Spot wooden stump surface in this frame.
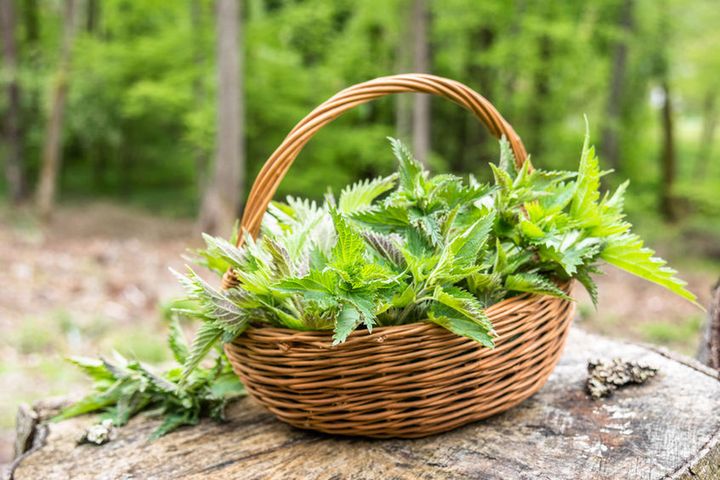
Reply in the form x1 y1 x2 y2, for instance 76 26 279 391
7 328 720 480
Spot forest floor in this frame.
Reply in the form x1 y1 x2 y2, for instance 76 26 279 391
0 202 716 467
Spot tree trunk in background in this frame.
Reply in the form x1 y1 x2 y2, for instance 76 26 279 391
694 90 717 179
86 0 98 33
191 0 209 195
36 0 77 219
659 81 676 222
395 0 429 166
395 1 412 144
199 0 244 235
23 0 39 43
600 0 634 172
0 0 26 204
528 35 551 156
460 26 495 171
22 0 41 167
411 0 430 165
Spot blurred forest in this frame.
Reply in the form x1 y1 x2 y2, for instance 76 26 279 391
1 0 719 227
1 0 719 468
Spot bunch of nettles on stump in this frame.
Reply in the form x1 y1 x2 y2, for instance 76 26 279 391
60 132 697 437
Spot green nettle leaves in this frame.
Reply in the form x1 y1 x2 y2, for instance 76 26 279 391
62 129 699 439
58 317 246 439
169 133 697 376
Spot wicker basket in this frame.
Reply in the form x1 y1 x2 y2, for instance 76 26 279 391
222 74 575 438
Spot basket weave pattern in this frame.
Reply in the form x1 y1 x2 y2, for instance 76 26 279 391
223 74 575 437
225 287 574 438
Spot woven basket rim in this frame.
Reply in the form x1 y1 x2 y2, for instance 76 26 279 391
230 283 571 341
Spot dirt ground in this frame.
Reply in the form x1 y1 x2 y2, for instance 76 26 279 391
0 202 716 467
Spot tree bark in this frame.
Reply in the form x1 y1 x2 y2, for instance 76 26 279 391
35 0 77 220
694 90 717 179
191 0 209 196
600 0 634 172
658 80 676 222
0 0 27 204
22 0 39 44
394 0 430 166
198 0 244 235
85 0 98 33
698 280 720 370
411 0 430 165
394 1 412 143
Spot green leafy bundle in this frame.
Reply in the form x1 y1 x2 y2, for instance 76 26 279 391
61 130 698 438
175 133 697 377
56 318 245 439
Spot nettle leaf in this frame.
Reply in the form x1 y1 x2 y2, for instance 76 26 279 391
173 269 236 317
150 412 197 441
600 234 699 306
349 204 410 230
168 317 190 365
362 231 406 267
493 239 509 274
489 162 513 191
201 233 246 269
519 218 545 240
338 174 397 214
428 302 494 348
433 286 493 331
504 273 570 299
333 304 361 345
388 137 425 193
498 136 515 173
182 322 223 380
576 265 600 308
449 211 496 268
54 380 125 421
570 125 601 221
264 237 292 277
408 208 443 248
277 269 337 295
67 356 117 382
330 208 367 267
137 364 178 394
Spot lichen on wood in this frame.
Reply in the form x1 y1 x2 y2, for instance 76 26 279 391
586 358 658 399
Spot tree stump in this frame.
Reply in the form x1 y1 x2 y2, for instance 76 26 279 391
7 328 720 480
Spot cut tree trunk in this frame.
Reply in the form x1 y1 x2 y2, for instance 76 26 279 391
8 328 720 480
0 0 26 204
35 0 77 220
198 0 244 236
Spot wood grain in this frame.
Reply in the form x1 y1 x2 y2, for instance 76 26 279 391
9 328 720 480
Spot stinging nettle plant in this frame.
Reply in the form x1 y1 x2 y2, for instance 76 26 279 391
174 131 697 377
61 128 698 437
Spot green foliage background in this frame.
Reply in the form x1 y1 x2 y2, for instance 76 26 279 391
2 0 718 224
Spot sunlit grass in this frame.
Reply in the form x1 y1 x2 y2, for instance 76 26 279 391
638 315 705 355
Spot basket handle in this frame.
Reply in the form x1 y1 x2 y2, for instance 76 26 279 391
238 73 527 242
